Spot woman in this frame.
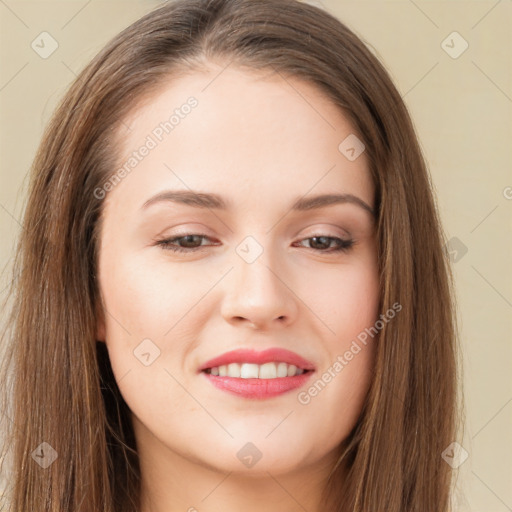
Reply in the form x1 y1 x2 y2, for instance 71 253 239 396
0 0 462 510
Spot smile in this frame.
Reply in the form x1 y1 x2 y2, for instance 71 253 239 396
204 362 306 378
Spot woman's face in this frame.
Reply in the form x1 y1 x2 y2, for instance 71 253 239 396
96 63 379 479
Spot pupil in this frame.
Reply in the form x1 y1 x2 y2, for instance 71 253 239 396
311 236 329 249
182 235 199 247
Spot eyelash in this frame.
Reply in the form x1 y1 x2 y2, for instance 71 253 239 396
155 233 355 254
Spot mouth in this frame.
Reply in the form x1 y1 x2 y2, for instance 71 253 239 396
199 348 316 399
198 347 316 373
202 362 312 379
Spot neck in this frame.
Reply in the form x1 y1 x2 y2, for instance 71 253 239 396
137 437 344 512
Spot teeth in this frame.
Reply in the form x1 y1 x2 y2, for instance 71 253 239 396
227 363 241 378
277 362 288 377
207 362 306 379
240 363 259 379
259 362 277 379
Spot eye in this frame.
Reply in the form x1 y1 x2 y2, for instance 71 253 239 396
292 235 354 253
155 234 216 253
155 233 355 254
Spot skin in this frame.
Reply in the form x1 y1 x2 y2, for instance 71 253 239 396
96 61 380 512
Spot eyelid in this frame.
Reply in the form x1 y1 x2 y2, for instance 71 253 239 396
155 221 354 242
154 224 215 239
299 223 353 239
157 227 351 242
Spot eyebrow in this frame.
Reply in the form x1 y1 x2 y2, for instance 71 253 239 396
141 190 375 217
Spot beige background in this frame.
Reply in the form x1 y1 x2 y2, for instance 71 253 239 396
1 1 511 510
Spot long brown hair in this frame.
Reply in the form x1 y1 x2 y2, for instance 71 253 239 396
0 0 462 510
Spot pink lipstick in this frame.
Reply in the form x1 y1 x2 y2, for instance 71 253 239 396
199 348 315 399
199 348 315 372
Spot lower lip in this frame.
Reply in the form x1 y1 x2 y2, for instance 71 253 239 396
201 371 314 399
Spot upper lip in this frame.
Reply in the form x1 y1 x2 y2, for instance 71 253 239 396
198 348 316 372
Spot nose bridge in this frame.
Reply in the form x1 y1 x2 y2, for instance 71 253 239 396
220 234 297 328
234 233 285 302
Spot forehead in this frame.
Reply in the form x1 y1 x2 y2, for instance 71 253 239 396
105 64 374 214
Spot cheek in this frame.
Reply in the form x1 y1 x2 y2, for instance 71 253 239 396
98 250 204 427
329 261 380 386
296 258 379 435
98 248 222 397
299 345 374 454
99 249 206 340
308 255 380 340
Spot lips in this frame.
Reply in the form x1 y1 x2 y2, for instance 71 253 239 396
198 348 316 372
202 370 313 399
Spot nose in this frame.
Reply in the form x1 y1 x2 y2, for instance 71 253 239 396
220 249 299 331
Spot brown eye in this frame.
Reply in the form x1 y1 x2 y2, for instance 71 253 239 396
294 235 354 253
156 234 213 253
